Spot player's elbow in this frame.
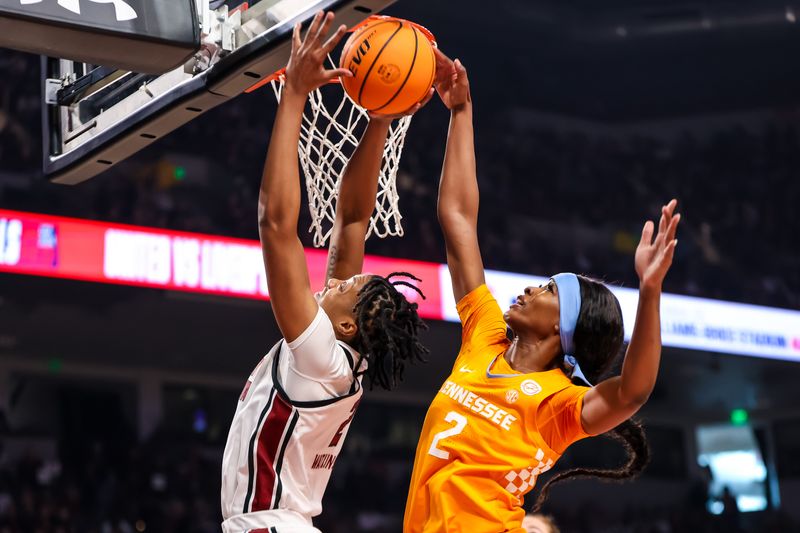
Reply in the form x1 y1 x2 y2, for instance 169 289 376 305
258 199 295 237
258 219 294 247
618 387 652 409
616 370 657 408
629 394 650 410
437 205 476 230
437 210 477 245
336 204 372 226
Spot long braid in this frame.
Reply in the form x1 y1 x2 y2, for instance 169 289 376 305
532 418 649 511
352 272 429 390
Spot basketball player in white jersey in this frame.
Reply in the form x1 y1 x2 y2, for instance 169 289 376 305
221 12 430 533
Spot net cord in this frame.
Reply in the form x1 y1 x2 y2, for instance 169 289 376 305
269 60 412 247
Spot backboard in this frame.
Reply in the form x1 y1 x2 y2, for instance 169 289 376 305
35 0 395 185
0 0 200 73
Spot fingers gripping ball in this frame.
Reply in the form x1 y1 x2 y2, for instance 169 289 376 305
340 18 435 116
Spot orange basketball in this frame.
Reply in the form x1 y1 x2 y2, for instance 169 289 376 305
339 17 435 116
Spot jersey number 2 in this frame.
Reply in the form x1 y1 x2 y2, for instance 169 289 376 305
427 411 467 460
329 400 360 448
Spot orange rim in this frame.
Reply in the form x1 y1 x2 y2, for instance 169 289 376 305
230 2 248 15
351 15 437 46
244 69 285 94
245 14 437 94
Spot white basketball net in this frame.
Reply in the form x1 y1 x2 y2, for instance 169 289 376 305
270 64 412 248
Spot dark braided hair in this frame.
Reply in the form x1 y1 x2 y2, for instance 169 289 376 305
351 272 429 390
533 276 650 511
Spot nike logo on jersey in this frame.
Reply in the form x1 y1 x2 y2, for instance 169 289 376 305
458 365 474 373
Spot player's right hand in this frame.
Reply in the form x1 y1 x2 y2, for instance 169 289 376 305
635 199 681 293
284 11 352 97
433 48 470 111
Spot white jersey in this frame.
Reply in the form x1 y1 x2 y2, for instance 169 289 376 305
221 308 364 532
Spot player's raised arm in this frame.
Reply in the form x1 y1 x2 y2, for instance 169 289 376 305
258 12 351 342
580 200 681 435
434 50 486 302
326 94 434 282
325 117 391 282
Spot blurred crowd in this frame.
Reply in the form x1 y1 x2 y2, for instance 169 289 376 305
0 436 221 533
2 399 799 533
1 50 799 310
1 437 799 533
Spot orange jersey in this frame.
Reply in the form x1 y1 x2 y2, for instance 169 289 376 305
404 285 591 533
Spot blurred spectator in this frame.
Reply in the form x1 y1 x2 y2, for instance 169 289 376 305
523 513 561 533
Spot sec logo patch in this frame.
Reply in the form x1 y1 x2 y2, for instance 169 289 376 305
520 379 542 396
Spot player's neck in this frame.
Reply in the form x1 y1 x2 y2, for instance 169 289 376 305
504 336 561 374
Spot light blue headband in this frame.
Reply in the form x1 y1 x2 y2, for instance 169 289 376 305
551 273 592 386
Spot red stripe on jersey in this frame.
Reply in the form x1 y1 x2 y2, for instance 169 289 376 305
239 379 253 401
252 394 293 510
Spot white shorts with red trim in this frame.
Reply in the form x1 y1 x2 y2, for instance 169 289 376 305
221 509 321 533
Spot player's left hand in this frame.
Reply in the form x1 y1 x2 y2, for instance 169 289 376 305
635 199 681 292
432 48 471 111
284 11 352 97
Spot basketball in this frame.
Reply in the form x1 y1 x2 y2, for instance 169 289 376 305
339 17 435 116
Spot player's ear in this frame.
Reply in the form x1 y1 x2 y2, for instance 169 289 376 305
335 318 358 341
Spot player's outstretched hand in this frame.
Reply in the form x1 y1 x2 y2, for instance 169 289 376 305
635 199 681 292
433 48 470 111
284 11 352 97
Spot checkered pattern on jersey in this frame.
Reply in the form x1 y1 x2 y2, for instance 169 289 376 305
503 448 554 495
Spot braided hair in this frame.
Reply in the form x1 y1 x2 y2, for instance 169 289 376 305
351 272 429 390
533 276 650 511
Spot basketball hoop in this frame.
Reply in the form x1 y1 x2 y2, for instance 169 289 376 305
246 16 436 248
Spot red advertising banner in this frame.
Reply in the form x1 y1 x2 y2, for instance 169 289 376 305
0 209 443 320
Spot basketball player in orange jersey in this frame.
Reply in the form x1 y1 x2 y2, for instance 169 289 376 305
221 12 430 533
403 51 681 532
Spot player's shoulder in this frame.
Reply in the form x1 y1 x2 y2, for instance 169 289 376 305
336 340 367 373
458 285 508 345
530 370 591 411
457 283 498 309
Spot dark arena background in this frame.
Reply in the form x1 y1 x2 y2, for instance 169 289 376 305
2 0 800 532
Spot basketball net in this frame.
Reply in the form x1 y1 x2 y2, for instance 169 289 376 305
248 16 435 248
269 71 411 247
